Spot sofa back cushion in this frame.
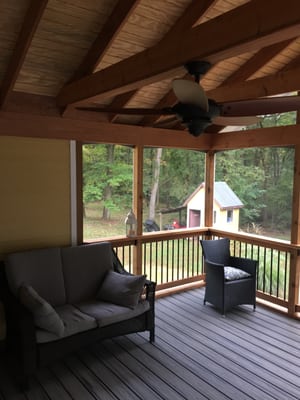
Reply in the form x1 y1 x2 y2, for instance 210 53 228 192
5 247 66 306
61 242 113 303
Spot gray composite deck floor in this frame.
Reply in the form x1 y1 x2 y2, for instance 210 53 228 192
0 287 300 400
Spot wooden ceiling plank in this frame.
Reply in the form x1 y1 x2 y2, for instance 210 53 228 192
57 0 300 106
207 65 300 102
71 0 140 80
110 0 217 123
0 0 48 109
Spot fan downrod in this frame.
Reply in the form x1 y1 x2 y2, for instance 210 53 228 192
184 61 211 83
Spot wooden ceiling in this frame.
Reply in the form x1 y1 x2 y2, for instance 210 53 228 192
1 0 300 150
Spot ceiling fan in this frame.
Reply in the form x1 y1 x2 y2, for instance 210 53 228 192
76 61 300 137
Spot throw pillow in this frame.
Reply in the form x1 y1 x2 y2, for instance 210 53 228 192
19 285 64 337
96 270 146 309
224 266 251 281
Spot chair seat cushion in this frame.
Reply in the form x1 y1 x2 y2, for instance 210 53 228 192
224 266 251 281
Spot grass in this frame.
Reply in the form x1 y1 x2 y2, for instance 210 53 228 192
83 201 181 240
84 202 126 239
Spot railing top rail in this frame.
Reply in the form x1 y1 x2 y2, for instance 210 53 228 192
85 227 300 253
210 228 299 252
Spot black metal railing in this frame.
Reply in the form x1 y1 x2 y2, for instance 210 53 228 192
96 227 299 315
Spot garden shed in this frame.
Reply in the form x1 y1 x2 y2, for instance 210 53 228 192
184 182 243 230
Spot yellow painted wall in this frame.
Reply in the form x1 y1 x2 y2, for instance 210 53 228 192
0 136 71 340
0 136 71 256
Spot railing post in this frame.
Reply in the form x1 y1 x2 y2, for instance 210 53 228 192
289 144 300 315
204 151 215 231
132 145 143 275
288 249 300 315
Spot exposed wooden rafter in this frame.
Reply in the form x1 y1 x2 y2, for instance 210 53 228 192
207 64 300 102
109 0 217 123
63 0 139 117
71 0 140 81
0 0 48 109
57 0 300 106
141 39 295 129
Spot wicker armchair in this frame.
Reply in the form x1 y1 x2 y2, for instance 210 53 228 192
200 238 257 315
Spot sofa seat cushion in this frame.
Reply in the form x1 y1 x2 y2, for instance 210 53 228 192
35 304 98 344
76 300 150 328
96 271 147 309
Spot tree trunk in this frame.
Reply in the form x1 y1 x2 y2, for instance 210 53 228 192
102 144 114 220
149 148 162 220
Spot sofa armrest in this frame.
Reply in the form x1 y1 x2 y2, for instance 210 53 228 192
0 263 37 374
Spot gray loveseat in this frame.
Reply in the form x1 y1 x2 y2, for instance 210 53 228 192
1 242 155 386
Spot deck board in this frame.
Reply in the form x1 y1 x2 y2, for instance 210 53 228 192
1 287 300 400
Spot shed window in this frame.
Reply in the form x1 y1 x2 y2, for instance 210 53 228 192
227 209 233 223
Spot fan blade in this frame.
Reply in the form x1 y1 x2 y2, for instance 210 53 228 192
172 79 209 111
76 106 174 115
221 95 300 117
214 116 261 126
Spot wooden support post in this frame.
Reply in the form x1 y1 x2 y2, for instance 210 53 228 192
289 144 300 315
204 151 215 229
132 145 143 275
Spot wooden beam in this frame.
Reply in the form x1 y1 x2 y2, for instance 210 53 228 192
144 39 294 129
0 0 48 108
110 0 217 123
204 151 215 227
207 65 300 102
223 39 295 85
210 124 300 150
57 0 300 106
71 0 139 80
0 111 212 150
156 0 218 44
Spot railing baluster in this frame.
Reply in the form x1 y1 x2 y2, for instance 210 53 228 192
109 228 295 314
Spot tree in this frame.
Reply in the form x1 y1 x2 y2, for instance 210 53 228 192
148 148 162 220
83 144 133 220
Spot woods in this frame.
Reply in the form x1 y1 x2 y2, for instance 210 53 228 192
83 114 295 238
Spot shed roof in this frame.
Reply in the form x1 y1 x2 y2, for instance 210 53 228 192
214 182 243 210
183 181 243 210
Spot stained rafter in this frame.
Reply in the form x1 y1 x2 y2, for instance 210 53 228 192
57 0 300 106
0 0 48 109
63 0 139 117
71 0 140 81
109 0 217 123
